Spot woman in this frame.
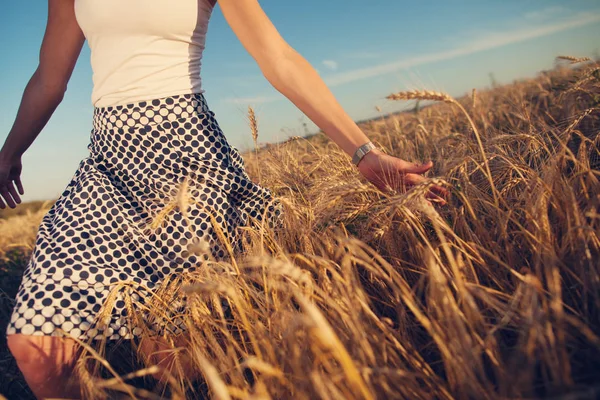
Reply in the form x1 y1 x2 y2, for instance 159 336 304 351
0 0 446 398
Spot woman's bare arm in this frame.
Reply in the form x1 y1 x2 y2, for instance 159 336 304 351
0 0 85 208
217 0 447 202
217 0 370 158
1 0 85 159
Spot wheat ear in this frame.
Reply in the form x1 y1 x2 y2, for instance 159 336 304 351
556 55 592 64
248 106 261 181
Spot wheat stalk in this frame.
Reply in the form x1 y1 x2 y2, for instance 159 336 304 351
193 352 232 400
248 106 261 182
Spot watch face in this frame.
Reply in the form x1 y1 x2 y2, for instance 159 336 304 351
353 142 375 165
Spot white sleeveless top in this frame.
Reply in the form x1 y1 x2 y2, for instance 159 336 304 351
74 0 214 108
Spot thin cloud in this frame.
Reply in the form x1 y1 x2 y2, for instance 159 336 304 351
221 10 599 106
524 6 566 21
325 11 600 87
323 60 339 71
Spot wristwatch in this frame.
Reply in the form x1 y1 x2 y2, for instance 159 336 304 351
352 141 376 166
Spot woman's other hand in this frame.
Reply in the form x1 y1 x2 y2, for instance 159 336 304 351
357 149 448 205
0 154 24 209
0 0 84 210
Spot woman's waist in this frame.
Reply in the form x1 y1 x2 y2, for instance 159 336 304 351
92 92 211 133
88 91 234 174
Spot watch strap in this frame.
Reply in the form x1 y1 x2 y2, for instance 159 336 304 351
352 141 376 166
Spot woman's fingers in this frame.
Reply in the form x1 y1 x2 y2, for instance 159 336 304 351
0 185 17 209
399 161 451 201
401 160 433 175
367 157 449 206
14 176 24 195
0 189 8 209
398 173 448 205
7 181 22 205
425 190 446 205
429 184 449 200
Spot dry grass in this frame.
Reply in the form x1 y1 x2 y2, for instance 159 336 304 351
1 59 600 399
0 202 52 264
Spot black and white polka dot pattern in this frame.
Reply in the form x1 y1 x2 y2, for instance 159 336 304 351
5 93 283 341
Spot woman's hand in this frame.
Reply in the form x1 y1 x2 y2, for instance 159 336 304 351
0 154 24 209
357 149 448 205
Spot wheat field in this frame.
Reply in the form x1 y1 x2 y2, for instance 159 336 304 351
1 58 599 399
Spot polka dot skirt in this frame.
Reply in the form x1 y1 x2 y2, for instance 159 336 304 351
5 93 283 341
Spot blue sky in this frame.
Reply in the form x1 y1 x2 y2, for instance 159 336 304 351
1 0 599 201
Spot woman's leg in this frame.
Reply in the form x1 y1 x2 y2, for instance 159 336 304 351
7 334 82 399
138 333 199 383
8 333 199 398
